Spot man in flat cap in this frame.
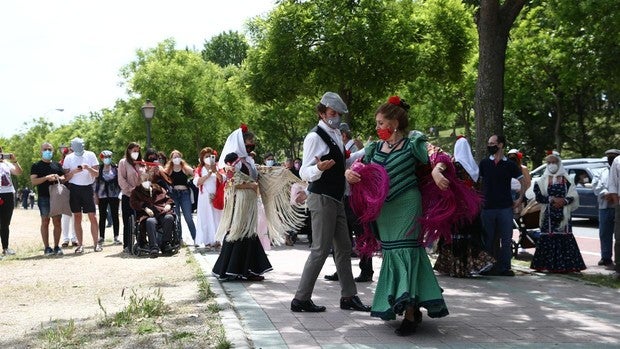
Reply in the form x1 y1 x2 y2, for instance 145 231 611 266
291 92 370 313
597 149 620 278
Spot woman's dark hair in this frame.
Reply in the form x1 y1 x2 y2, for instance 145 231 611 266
375 102 409 132
124 142 141 165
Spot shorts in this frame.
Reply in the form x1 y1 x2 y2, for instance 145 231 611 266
68 183 96 213
37 196 53 217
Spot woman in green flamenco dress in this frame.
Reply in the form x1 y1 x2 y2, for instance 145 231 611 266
346 96 449 336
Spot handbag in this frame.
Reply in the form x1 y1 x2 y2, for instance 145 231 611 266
49 180 72 216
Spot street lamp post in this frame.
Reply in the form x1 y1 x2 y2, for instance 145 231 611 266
141 100 156 149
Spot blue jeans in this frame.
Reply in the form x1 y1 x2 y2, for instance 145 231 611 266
170 189 196 241
481 207 514 272
599 208 615 261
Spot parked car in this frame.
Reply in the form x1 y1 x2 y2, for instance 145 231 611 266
528 158 608 220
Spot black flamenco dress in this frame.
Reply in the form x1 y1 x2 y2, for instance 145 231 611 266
212 162 272 280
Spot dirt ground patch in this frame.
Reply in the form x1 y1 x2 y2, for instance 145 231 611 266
0 208 225 348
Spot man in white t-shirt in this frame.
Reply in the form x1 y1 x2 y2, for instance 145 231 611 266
63 137 100 254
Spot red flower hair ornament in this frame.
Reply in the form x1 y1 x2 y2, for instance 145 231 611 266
388 96 401 106
240 123 248 133
387 95 410 111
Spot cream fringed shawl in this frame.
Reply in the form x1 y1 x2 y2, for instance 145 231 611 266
257 166 307 246
216 170 259 242
216 167 307 244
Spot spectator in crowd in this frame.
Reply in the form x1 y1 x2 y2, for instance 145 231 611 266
20 187 30 209
164 150 197 244
28 190 35 209
478 135 524 276
606 149 620 279
130 169 175 258
63 137 100 253
30 142 66 255
95 150 121 245
592 149 620 267
263 152 276 167
118 142 146 252
59 147 77 247
0 146 23 256
530 153 585 273
290 92 370 314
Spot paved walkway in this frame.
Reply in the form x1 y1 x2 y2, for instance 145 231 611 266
194 239 620 349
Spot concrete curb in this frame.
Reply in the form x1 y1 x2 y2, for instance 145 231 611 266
195 250 253 348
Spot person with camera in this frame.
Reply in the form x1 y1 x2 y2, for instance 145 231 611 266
0 147 22 257
193 147 222 249
30 142 66 256
62 137 100 254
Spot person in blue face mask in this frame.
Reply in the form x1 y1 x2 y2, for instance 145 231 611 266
95 150 121 246
30 142 66 256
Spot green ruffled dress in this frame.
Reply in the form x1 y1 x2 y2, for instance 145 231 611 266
364 134 449 320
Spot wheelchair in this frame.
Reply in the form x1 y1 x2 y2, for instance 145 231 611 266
130 213 181 257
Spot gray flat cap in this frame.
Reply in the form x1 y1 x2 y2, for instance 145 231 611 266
605 149 620 155
339 122 351 132
320 92 348 114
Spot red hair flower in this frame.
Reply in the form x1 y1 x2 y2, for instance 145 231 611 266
388 96 401 106
240 123 248 133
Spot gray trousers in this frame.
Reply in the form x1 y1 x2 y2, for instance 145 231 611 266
614 206 620 271
294 193 357 300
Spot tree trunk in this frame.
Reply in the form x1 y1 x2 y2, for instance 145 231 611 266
474 0 527 161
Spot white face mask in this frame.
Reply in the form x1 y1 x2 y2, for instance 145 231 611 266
141 181 151 189
547 163 559 174
172 158 181 165
204 157 212 165
265 159 274 167
130 152 139 160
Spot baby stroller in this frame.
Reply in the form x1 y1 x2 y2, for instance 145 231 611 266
511 200 541 257
130 213 181 257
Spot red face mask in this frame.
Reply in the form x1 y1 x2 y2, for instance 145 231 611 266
377 127 395 141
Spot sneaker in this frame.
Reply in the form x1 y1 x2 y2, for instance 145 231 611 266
75 245 84 254
113 238 122 245
598 259 613 266
44 247 54 256
150 249 159 258
2 248 16 256
98 237 104 244
61 241 69 248
71 241 79 247
94 244 103 252
53 246 63 256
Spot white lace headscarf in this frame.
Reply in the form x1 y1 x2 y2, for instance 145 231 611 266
218 126 257 180
453 137 479 182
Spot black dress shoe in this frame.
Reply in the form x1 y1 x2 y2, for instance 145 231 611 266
394 318 416 336
291 299 326 312
324 272 339 281
340 295 371 312
354 273 373 282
